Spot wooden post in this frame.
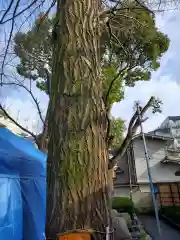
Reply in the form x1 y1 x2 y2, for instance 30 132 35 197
169 184 174 206
177 183 180 205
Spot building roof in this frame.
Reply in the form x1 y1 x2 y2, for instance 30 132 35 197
133 133 173 141
161 157 180 165
152 116 180 138
168 116 180 121
109 133 173 157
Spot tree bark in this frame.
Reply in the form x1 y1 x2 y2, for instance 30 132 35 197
46 0 110 239
36 103 50 152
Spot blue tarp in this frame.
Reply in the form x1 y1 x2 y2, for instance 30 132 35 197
0 128 47 240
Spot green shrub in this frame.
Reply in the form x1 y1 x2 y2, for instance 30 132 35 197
140 232 147 240
112 197 134 215
159 206 180 225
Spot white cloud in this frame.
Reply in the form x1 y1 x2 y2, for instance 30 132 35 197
1 84 48 134
111 76 180 132
4 98 42 134
2 10 180 135
111 11 180 132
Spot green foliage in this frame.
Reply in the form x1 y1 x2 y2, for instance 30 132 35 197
101 3 169 88
14 6 169 106
151 97 163 114
159 206 180 225
14 13 53 94
110 117 125 148
112 197 135 215
140 231 147 240
102 65 124 107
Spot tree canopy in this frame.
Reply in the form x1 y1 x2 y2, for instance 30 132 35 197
13 4 169 150
14 7 169 101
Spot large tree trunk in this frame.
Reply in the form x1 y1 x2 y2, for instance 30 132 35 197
46 0 110 239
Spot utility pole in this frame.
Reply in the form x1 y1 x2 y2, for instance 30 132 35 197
136 103 161 236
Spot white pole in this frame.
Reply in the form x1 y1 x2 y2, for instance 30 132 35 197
136 103 161 236
106 226 110 240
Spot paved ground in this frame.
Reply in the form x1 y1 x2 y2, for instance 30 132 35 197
139 215 180 240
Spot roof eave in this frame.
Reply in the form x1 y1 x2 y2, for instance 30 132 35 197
132 133 173 141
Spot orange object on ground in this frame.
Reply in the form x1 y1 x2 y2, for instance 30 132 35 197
59 232 91 240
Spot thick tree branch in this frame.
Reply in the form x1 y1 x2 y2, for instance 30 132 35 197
108 96 154 169
132 97 154 132
36 102 49 152
106 20 129 57
105 68 124 104
128 96 154 135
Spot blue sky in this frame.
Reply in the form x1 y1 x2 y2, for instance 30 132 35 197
112 10 180 132
1 6 180 134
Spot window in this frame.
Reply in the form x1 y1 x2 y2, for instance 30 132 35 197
175 171 180 176
116 167 124 174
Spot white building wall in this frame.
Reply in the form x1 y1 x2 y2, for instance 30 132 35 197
159 117 169 129
133 138 180 183
154 131 171 138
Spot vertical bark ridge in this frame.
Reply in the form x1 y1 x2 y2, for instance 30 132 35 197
46 0 110 239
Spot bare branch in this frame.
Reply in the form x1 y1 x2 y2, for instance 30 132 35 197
36 103 49 152
0 102 38 142
0 0 21 85
1 76 45 124
0 0 42 24
128 96 154 135
134 0 154 15
36 0 56 32
106 20 129 57
100 1 154 20
0 0 14 23
108 96 155 169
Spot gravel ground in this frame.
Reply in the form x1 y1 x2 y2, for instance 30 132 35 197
139 215 180 240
